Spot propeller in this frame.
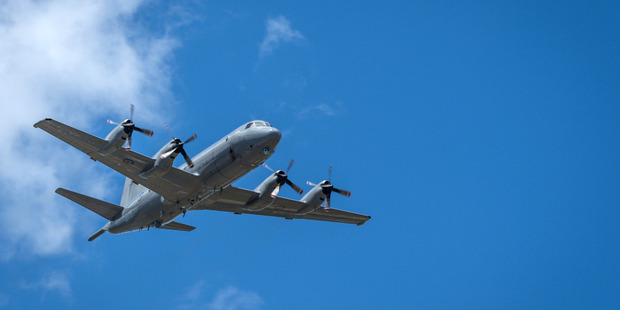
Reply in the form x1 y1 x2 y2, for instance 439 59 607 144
263 159 303 197
307 166 351 211
107 104 154 149
160 126 198 168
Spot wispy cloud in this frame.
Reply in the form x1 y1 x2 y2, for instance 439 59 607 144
184 280 206 301
0 294 9 308
208 286 263 310
258 16 304 57
292 101 347 120
0 0 177 259
21 270 72 299
178 282 263 310
299 103 337 117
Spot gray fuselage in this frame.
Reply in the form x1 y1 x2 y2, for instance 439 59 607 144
104 121 281 234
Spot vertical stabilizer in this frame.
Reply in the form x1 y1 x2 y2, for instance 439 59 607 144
120 177 147 207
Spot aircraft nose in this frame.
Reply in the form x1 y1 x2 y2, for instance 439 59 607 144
269 127 281 141
265 127 281 147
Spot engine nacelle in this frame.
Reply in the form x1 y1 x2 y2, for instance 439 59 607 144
244 173 280 211
99 125 128 155
295 184 326 214
139 140 179 179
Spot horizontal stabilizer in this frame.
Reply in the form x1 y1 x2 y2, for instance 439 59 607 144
158 221 195 232
88 229 105 242
56 188 123 220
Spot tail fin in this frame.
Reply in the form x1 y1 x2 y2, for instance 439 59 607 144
56 188 123 220
120 177 147 207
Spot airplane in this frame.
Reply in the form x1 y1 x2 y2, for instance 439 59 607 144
34 115 370 241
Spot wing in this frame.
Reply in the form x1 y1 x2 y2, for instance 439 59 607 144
34 118 201 201
193 186 371 225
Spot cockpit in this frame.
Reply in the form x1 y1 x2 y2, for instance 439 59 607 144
245 121 272 129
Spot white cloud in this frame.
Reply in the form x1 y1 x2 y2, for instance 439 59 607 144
300 103 336 117
208 286 264 310
184 280 206 301
0 0 177 258
177 282 263 310
259 16 304 57
291 101 346 120
21 270 72 299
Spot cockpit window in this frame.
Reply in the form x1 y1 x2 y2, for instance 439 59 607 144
244 121 272 129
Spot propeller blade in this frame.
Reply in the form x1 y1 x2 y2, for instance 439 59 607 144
130 104 135 120
286 159 295 174
333 187 351 197
263 163 275 172
126 134 132 150
134 126 154 136
286 179 303 194
270 185 281 198
164 125 175 139
325 195 331 211
107 119 120 125
180 149 194 168
184 133 197 144
329 166 332 182
307 181 317 186
160 148 176 159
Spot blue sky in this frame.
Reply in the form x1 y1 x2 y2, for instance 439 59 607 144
1 0 619 309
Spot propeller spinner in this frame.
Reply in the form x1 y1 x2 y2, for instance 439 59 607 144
107 104 153 149
307 166 351 211
160 126 197 168
263 159 303 197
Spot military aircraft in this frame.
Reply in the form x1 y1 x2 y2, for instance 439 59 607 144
34 113 370 241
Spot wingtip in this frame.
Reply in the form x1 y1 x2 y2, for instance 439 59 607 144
33 118 53 128
357 216 371 226
356 220 368 226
